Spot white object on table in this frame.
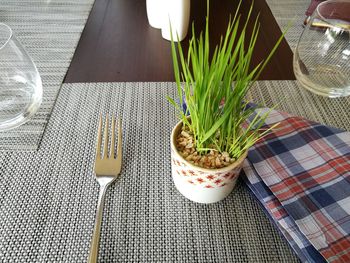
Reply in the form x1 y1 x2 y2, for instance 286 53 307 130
161 0 190 42
146 0 164 29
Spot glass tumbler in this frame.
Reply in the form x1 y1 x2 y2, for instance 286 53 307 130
0 23 42 131
293 0 350 97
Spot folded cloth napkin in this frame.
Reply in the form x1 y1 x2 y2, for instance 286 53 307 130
243 160 326 263
242 109 350 263
304 0 350 26
305 0 326 16
304 0 325 25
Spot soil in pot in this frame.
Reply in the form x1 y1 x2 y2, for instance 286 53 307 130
175 125 237 169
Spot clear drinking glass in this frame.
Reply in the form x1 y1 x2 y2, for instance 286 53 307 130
0 23 42 131
293 0 350 97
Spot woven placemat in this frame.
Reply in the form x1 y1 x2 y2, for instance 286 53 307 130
0 0 95 151
247 80 350 131
0 82 299 262
265 0 309 51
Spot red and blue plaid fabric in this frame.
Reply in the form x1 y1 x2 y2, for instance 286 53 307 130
243 162 326 262
243 109 350 263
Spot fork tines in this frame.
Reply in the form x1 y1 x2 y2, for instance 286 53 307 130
96 114 122 161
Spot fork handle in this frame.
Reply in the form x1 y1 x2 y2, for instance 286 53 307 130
88 184 108 263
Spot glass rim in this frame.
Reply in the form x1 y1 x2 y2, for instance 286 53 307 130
316 0 350 30
0 23 13 51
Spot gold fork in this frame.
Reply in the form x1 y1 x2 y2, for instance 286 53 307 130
88 115 122 263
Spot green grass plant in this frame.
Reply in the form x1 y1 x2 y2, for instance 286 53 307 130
167 0 286 160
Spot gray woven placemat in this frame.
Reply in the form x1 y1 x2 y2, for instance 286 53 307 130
247 80 350 131
0 0 95 151
0 82 299 262
265 0 309 51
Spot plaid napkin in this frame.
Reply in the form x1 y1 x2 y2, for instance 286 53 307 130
242 109 350 263
243 163 325 263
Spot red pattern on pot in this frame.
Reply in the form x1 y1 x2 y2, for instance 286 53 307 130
171 154 242 188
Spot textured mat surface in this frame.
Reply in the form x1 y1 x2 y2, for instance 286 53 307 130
265 0 309 51
247 80 350 131
0 82 299 262
0 0 95 150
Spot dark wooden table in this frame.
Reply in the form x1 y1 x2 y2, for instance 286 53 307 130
64 0 295 83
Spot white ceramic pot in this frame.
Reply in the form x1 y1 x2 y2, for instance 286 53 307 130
146 0 164 29
170 119 248 204
161 0 190 42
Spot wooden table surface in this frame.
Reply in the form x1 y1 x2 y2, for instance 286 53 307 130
64 0 295 83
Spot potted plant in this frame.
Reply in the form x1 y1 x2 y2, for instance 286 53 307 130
168 1 285 203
